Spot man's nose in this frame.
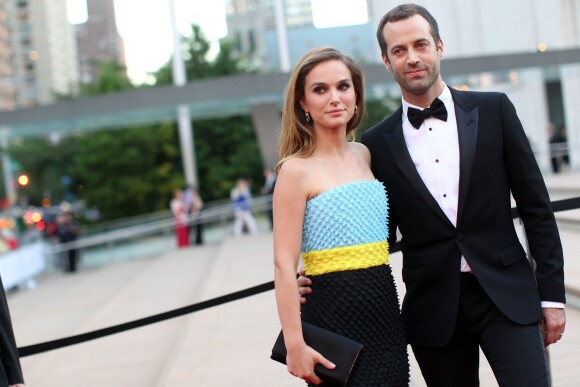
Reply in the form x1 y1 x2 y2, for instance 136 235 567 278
407 49 420 65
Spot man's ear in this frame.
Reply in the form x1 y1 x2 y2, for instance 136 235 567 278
382 54 391 72
437 39 444 60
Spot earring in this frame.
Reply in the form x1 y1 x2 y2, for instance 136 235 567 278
305 111 310 122
354 105 359 115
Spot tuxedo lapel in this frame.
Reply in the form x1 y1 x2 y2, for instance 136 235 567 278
382 108 454 226
452 90 479 223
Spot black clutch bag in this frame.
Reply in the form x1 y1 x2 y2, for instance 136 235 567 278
270 321 363 386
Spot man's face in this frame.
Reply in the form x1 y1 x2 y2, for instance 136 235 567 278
381 14 444 105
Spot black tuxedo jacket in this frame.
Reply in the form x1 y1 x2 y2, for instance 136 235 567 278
361 88 565 347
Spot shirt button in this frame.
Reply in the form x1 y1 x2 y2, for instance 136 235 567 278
443 194 447 198
435 159 439 163
429 128 432 131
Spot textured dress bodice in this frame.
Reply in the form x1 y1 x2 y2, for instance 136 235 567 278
301 180 390 276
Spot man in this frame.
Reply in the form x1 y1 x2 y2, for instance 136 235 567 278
299 4 565 386
182 185 204 245
56 213 80 273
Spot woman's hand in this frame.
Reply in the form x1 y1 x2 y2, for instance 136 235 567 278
297 267 312 305
287 343 335 385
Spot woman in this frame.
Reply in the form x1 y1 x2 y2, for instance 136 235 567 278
273 47 409 386
230 177 258 236
170 188 189 247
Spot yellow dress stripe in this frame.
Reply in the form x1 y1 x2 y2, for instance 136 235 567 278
303 240 389 276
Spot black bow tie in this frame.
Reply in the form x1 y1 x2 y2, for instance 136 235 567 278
407 98 448 129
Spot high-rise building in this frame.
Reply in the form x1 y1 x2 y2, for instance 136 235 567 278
6 0 79 107
0 0 15 110
75 0 126 85
225 0 315 70
225 0 375 71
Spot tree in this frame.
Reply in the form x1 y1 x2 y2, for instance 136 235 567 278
72 123 182 219
194 115 263 200
79 61 134 95
8 136 78 206
154 25 254 85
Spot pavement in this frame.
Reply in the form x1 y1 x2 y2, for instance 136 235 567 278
5 170 580 386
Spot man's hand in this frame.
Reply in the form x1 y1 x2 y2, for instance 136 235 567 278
541 307 566 347
297 267 312 305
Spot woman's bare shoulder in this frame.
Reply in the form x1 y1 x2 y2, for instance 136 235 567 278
278 157 308 179
349 141 371 165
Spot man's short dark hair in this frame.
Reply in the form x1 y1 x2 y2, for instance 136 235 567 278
376 4 441 58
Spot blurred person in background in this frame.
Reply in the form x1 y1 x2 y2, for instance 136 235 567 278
230 177 258 237
182 185 204 245
56 213 80 273
170 189 189 248
549 123 566 173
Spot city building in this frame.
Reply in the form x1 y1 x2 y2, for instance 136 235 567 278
75 0 126 85
5 0 79 107
0 0 15 111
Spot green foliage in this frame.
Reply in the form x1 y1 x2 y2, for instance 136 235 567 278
8 136 78 204
79 61 134 95
72 123 182 219
154 25 254 85
194 115 264 200
356 98 396 140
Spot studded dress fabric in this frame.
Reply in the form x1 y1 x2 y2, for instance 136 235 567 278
300 180 409 386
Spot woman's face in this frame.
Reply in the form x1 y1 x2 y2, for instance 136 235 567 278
300 59 357 132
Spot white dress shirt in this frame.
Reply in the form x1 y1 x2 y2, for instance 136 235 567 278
402 85 472 273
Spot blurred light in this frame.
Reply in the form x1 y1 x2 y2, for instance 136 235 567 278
0 218 15 228
41 198 51 207
28 51 39 60
36 221 45 231
509 71 519 84
17 174 29 186
537 43 548 52
23 211 42 225
455 85 470 91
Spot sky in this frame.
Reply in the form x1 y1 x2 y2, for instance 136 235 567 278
67 0 368 85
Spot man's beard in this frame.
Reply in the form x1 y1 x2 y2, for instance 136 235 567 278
395 62 441 98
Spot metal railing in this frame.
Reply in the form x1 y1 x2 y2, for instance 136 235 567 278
44 195 273 267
